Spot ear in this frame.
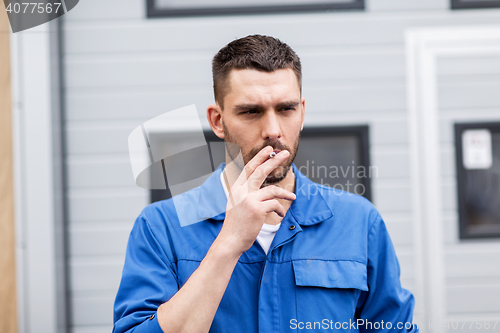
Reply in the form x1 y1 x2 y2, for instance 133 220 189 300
207 103 225 139
300 96 305 131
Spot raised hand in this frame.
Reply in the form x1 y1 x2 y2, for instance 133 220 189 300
219 145 296 255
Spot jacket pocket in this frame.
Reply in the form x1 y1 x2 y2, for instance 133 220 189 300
292 259 368 291
291 259 368 329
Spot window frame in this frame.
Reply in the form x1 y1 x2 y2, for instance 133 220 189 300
451 0 500 10
146 0 364 18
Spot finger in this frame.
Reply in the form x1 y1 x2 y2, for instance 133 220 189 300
233 145 274 187
261 199 286 218
245 150 290 189
255 185 296 202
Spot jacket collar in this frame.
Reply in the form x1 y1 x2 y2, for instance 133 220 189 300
196 163 334 226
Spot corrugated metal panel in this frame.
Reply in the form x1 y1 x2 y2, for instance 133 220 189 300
61 0 500 330
447 285 500 314
368 0 447 12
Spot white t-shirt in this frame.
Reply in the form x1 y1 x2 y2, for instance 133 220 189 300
220 170 280 254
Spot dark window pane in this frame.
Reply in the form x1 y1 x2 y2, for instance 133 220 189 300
455 123 500 239
294 135 368 197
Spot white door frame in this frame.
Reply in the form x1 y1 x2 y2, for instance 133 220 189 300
406 25 500 333
10 21 67 333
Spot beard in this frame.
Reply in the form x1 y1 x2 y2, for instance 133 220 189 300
223 125 300 186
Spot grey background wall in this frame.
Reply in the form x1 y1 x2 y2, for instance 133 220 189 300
61 1 500 332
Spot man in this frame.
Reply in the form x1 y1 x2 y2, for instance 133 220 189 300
113 35 418 333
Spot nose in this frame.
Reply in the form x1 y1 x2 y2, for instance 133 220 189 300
261 111 282 141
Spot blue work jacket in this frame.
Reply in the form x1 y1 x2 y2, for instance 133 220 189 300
113 163 418 333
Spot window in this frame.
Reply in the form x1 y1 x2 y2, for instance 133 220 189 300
292 126 371 201
147 0 364 18
151 126 371 203
451 0 500 10
455 122 500 239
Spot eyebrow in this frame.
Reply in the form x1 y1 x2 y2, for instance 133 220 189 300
233 101 300 112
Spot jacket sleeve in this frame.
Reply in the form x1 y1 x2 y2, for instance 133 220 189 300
355 213 419 333
113 214 178 333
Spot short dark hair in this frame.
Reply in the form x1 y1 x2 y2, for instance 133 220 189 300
212 34 302 109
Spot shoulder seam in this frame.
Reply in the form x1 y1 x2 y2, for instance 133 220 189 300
141 215 179 285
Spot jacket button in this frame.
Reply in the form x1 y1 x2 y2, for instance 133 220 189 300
289 225 295 230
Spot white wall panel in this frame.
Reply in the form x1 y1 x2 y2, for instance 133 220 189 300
397 251 416 280
371 119 409 145
438 55 500 76
67 157 135 189
69 221 133 256
70 258 124 291
440 148 456 178
64 50 403 89
73 327 109 333
445 250 500 279
71 291 116 327
385 220 414 246
439 82 500 110
304 83 407 114
64 54 212 88
371 151 410 179
440 180 457 212
65 83 406 123
367 0 447 12
63 0 145 21
66 123 139 155
371 182 412 212
63 11 500 55
68 189 148 222
65 88 213 121
447 285 500 314
442 213 460 245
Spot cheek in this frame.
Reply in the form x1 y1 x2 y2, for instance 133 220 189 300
284 124 302 144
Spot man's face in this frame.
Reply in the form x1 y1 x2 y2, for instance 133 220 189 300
220 68 305 185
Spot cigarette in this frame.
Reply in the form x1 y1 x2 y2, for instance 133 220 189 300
269 152 277 158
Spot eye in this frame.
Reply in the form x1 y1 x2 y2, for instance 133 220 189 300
281 106 296 112
242 110 258 114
